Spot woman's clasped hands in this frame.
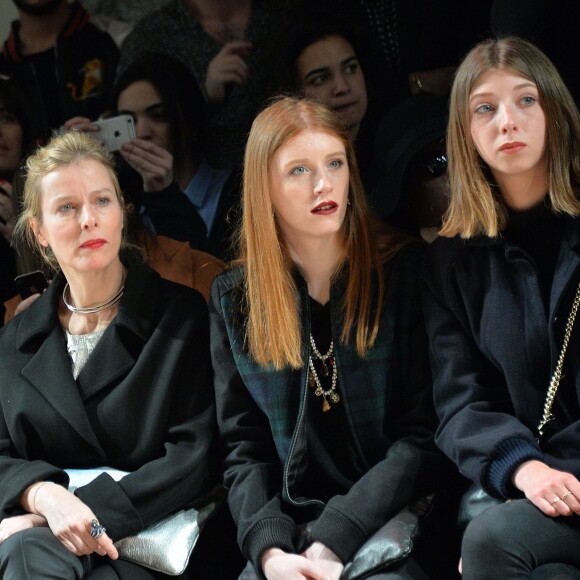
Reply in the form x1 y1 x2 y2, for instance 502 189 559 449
261 541 344 580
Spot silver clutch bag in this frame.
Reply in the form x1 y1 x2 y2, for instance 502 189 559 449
65 468 218 576
114 502 218 576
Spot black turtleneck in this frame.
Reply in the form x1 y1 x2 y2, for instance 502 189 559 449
504 198 565 308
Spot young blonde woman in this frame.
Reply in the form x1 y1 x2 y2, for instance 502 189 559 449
423 37 580 579
210 96 446 579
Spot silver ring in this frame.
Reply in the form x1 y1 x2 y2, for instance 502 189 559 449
561 491 573 501
89 518 106 539
549 496 561 505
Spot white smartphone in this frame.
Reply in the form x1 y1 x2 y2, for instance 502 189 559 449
93 114 136 152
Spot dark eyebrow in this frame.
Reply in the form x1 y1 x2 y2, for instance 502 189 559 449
305 66 330 82
341 56 358 67
145 102 165 114
117 102 165 116
304 55 359 82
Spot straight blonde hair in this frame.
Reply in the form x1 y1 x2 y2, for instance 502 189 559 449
441 36 580 238
239 96 405 370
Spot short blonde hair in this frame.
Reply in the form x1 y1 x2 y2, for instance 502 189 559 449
13 132 127 271
441 36 580 238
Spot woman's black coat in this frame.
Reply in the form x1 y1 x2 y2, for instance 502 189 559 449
0 264 217 541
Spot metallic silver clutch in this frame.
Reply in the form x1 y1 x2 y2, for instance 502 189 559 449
114 502 218 576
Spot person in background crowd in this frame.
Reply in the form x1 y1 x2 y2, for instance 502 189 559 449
371 94 449 241
0 77 36 327
423 37 580 578
0 0 118 143
66 54 240 258
118 0 277 168
266 9 386 194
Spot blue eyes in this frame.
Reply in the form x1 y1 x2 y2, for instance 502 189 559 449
290 159 344 175
473 95 538 114
57 197 111 213
474 103 493 114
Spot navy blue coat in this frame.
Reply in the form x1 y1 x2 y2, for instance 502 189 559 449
423 216 580 499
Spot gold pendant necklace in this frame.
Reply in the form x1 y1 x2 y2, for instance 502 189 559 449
308 333 340 412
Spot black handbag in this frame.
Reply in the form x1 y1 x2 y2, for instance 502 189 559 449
296 496 433 580
341 496 433 579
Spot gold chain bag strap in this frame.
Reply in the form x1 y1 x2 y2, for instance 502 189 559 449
537 282 580 441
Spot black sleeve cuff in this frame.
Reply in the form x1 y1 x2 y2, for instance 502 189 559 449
244 517 296 578
485 437 544 499
75 472 143 541
308 505 367 564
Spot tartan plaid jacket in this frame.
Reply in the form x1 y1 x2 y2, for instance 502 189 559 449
210 243 445 569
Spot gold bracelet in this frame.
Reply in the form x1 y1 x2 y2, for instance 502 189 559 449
31 481 53 514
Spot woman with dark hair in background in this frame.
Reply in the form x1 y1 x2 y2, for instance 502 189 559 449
66 53 240 259
265 9 388 194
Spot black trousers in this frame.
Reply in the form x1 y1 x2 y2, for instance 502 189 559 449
0 527 168 580
239 556 429 579
462 499 580 579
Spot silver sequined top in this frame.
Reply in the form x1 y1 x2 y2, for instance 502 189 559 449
65 328 107 379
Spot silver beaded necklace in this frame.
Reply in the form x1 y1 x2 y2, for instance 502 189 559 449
308 333 340 412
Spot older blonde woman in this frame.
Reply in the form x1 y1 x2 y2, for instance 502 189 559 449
0 132 216 579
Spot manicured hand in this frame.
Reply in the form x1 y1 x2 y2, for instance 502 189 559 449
63 116 99 133
14 292 43 316
512 460 580 516
302 541 344 579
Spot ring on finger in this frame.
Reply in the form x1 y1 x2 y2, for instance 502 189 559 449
89 518 106 539
549 496 561 505
560 491 574 501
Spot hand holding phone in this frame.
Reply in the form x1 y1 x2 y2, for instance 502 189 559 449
93 114 136 152
14 270 49 300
